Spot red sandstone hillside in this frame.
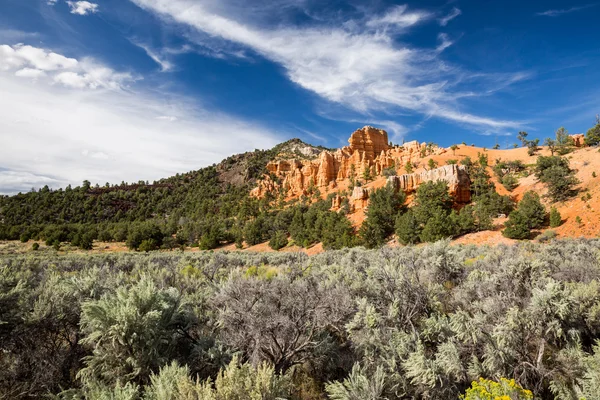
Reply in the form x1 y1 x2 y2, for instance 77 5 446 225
245 126 600 252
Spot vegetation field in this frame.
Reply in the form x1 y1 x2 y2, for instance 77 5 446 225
2 239 600 399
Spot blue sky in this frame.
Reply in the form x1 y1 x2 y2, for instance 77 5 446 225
1 0 599 193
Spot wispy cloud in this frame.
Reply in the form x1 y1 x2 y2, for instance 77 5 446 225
128 0 525 133
366 5 431 30
0 43 282 193
436 33 454 52
129 40 174 72
439 7 461 26
536 4 597 17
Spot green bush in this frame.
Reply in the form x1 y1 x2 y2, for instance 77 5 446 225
79 278 188 386
502 210 531 239
549 207 562 227
268 230 288 250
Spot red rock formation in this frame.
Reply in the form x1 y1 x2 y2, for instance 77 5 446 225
348 126 389 160
570 134 586 147
251 126 442 200
387 164 471 203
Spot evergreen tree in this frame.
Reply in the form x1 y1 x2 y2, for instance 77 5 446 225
585 119 600 146
555 127 574 155
412 181 453 225
362 166 373 182
535 156 579 202
359 185 406 248
268 230 288 250
419 208 457 242
395 209 421 245
549 207 562 227
502 210 531 239
518 191 546 229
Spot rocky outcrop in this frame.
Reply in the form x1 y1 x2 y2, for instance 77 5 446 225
348 126 389 160
351 186 372 210
570 134 585 147
387 164 471 203
252 126 438 198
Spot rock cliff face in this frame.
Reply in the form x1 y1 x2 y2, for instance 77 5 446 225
387 164 471 203
251 126 438 198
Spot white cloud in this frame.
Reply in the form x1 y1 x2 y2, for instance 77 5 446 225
0 44 133 90
15 68 47 79
0 44 283 194
47 0 58 5
128 0 524 132
66 1 99 15
439 7 461 26
0 44 78 71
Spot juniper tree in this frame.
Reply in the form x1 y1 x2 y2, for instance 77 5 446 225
535 156 579 202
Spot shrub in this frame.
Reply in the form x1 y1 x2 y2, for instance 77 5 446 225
32 242 39 251
428 158 438 170
139 239 159 252
501 174 518 191
382 167 396 177
326 364 388 400
537 230 557 243
502 210 531 239
460 378 533 400
19 232 31 243
79 278 189 386
268 231 288 250
143 357 291 400
549 207 562 227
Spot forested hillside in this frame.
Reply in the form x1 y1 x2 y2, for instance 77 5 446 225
2 240 600 398
1 122 599 253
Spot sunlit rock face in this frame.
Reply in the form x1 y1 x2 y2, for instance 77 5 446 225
387 164 471 203
251 126 466 207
